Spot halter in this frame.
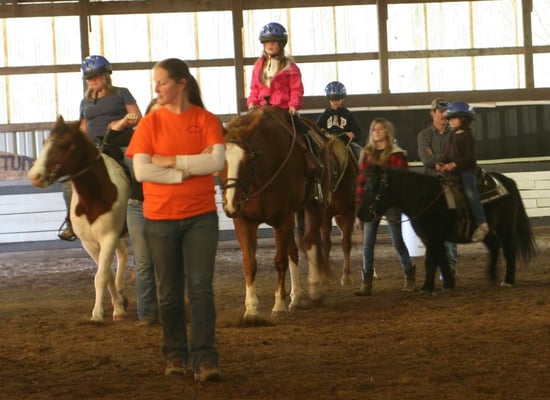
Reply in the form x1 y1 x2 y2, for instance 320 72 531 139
221 109 297 201
45 140 102 185
368 169 446 223
366 171 389 221
221 139 259 202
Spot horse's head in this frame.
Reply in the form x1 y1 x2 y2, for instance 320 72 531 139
27 115 89 188
220 114 264 217
356 165 391 222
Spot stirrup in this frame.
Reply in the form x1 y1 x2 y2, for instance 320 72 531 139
58 218 77 241
313 182 324 203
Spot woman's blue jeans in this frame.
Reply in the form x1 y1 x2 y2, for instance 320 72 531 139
362 207 414 275
144 212 219 370
461 171 487 226
126 199 158 322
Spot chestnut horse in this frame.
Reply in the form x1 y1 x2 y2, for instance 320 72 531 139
220 106 332 319
28 116 130 322
321 137 358 286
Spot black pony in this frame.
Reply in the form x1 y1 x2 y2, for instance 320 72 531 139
357 166 537 292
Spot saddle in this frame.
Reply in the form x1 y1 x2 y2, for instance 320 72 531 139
96 135 133 184
441 169 509 242
442 168 509 208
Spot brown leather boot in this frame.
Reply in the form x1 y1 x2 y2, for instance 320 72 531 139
58 217 77 241
355 270 373 296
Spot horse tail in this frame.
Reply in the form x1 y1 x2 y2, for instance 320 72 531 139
513 183 538 266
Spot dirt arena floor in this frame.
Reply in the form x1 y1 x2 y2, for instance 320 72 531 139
0 227 549 400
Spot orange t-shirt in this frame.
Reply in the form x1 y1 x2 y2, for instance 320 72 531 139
126 105 224 220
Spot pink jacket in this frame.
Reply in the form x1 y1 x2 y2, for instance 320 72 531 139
247 56 304 110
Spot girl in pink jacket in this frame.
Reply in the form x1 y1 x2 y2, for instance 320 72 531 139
247 22 304 116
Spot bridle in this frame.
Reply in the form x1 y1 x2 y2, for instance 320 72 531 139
367 170 446 223
365 171 389 221
221 110 297 201
45 138 102 185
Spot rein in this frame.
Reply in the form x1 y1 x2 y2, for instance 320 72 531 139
223 109 297 200
372 171 446 223
247 110 297 196
331 134 353 192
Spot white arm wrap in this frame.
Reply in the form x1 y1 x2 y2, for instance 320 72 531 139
175 143 225 176
133 153 183 184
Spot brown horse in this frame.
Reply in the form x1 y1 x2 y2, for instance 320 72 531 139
321 137 359 286
220 106 332 319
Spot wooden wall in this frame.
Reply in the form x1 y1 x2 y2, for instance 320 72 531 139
2 164 549 252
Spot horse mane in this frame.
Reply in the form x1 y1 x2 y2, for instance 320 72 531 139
329 136 348 163
52 115 83 136
225 109 266 142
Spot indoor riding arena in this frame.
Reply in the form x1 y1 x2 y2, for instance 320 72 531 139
1 1 549 400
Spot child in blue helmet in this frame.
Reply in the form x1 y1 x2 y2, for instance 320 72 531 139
58 54 142 241
437 102 489 242
316 81 363 159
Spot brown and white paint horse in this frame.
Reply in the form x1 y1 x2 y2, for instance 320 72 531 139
28 116 130 322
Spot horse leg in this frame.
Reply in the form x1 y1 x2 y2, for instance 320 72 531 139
81 242 106 322
233 218 260 319
272 219 294 317
287 225 303 312
112 238 129 320
500 234 516 287
302 208 330 301
320 213 333 283
335 213 354 286
98 237 127 321
484 230 507 285
420 244 439 293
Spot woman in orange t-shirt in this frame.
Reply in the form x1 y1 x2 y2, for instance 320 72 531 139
126 58 224 382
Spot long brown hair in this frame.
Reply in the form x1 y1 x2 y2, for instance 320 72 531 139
155 58 204 108
364 117 396 166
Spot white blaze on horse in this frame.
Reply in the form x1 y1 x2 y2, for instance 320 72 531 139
27 116 130 322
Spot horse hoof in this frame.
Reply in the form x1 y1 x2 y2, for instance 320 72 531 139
113 314 126 321
340 275 353 286
500 281 513 288
270 310 287 320
420 287 436 295
239 315 274 327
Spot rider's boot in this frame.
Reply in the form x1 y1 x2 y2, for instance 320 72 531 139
58 217 77 241
354 270 373 296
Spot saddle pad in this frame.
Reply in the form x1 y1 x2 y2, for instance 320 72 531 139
443 172 509 209
478 172 509 203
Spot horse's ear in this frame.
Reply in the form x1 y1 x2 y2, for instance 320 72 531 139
57 115 65 125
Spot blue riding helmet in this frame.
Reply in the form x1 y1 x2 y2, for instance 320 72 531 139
325 81 347 100
259 22 288 46
445 102 475 120
81 55 112 79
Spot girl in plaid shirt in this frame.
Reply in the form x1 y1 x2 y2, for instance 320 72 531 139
355 118 415 296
